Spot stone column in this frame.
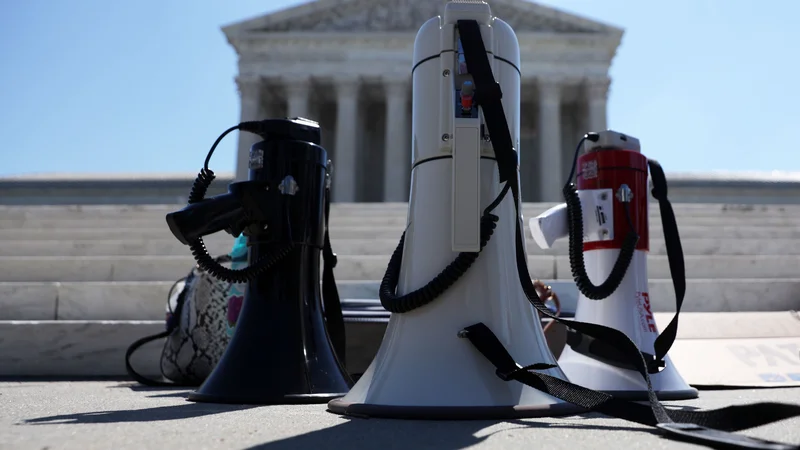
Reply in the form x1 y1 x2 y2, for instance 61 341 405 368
382 77 410 202
538 78 562 202
332 77 360 202
586 78 610 133
285 76 311 119
235 76 263 181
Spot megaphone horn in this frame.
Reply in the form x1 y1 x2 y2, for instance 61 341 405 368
529 129 697 400
328 1 583 419
166 117 352 404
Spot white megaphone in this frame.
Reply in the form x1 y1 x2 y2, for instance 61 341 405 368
529 130 697 400
328 1 583 419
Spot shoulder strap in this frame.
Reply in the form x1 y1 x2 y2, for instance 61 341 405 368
457 18 800 450
124 277 195 387
322 185 347 363
647 158 685 364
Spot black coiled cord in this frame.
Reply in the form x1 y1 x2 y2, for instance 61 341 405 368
563 182 639 300
379 183 510 313
563 134 639 300
185 124 293 284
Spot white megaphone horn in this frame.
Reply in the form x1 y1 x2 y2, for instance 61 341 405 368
328 0 583 419
529 130 697 400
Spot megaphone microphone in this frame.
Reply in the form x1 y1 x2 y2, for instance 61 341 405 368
328 1 582 419
529 130 698 400
166 117 352 404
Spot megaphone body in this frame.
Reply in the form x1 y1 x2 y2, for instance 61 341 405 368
328 1 582 419
529 130 697 400
166 118 352 404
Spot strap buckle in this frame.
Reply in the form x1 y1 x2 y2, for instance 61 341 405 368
647 357 666 374
495 368 516 382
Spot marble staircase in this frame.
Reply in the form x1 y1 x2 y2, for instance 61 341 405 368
1 202 799 377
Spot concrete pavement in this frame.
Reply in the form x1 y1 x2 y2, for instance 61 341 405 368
1 381 798 450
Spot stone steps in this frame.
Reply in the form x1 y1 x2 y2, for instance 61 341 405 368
1 254 797 282
1 202 797 327
2 224 799 241
0 320 167 377
2 203 799 227
2 237 800 257
2 213 799 229
1 278 796 322
3 202 800 218
2 201 798 379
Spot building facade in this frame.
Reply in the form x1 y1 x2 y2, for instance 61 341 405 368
4 1 798 207
222 0 624 202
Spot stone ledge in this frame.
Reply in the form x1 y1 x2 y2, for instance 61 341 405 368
1 172 799 205
553 254 800 279
4 202 800 216
3 214 799 229
0 320 165 377
2 278 798 321
0 255 555 282
0 319 407 378
0 224 797 241
2 237 800 257
1 254 798 283
3 312 795 377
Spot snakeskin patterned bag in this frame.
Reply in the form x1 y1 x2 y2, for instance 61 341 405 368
125 254 242 386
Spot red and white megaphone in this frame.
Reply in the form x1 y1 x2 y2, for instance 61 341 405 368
328 0 583 419
529 130 698 400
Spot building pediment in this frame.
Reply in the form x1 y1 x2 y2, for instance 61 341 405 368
222 0 623 35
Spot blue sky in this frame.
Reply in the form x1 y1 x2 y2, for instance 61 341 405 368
0 0 797 177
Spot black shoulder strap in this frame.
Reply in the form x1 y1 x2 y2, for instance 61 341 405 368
457 18 800 450
322 185 347 363
124 276 196 387
647 158 685 364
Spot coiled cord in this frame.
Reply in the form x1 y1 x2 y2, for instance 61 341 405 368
563 134 639 300
184 123 292 284
563 182 639 299
379 183 510 313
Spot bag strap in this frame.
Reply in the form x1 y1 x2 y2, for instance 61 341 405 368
457 18 800 450
322 185 347 363
124 276 196 387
